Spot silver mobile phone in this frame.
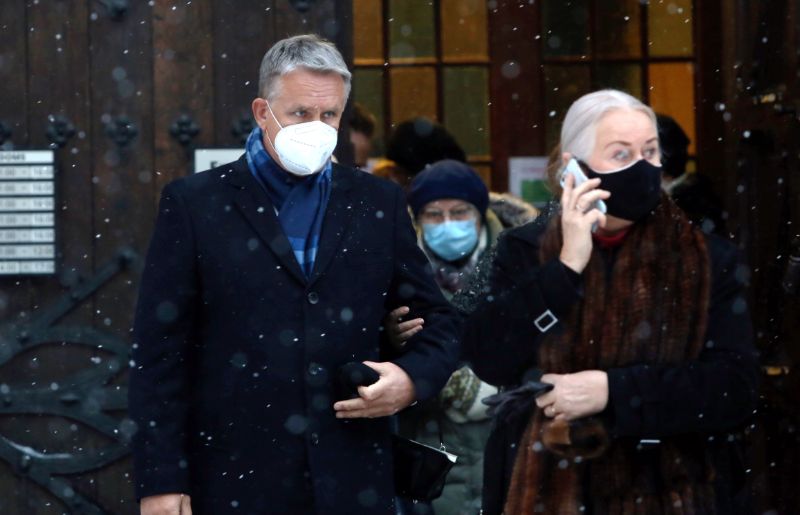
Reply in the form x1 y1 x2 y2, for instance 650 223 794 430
559 158 607 214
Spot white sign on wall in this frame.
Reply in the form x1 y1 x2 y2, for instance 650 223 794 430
0 150 56 275
194 148 243 174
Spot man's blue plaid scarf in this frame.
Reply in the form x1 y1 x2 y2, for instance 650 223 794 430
245 127 331 278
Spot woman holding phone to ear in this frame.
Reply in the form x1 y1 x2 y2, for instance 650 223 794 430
463 89 759 514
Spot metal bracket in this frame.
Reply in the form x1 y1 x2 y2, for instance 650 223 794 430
231 114 255 146
105 115 138 148
169 113 201 155
45 115 76 149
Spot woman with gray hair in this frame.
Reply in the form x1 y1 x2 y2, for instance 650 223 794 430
463 89 759 514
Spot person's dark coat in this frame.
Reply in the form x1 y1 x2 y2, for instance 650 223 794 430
129 157 461 515
462 218 759 515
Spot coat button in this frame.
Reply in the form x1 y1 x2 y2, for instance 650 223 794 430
310 432 319 445
307 291 319 304
308 362 323 376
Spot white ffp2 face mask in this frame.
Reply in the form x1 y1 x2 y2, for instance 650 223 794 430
266 101 338 176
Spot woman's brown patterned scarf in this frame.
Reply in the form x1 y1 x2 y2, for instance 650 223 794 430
504 195 714 515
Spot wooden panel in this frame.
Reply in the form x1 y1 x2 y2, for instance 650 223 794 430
0 0 31 380
0 2 28 149
488 0 542 192
648 62 696 154
9 3 96 513
213 0 276 146
26 0 93 365
153 0 215 196
390 67 438 125
441 0 489 63
88 3 155 510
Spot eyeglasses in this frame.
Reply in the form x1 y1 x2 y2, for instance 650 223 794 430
419 205 477 224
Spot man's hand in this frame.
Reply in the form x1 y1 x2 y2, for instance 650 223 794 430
140 493 191 515
535 370 609 421
384 306 424 349
333 361 416 418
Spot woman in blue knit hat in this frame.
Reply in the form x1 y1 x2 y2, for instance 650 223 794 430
406 160 496 296
393 159 510 515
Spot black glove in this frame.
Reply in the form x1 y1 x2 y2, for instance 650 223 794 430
335 361 380 401
482 380 553 421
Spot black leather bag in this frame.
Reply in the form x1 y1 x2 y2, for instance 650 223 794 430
392 434 457 501
336 362 458 501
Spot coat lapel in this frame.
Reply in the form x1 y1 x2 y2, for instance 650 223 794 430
225 158 308 285
307 164 355 287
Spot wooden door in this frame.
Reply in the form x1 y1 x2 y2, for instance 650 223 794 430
0 1 351 513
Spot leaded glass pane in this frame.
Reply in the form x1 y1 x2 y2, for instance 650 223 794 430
443 66 490 157
596 0 642 58
596 63 643 100
649 62 696 153
542 0 590 58
543 65 591 151
353 68 385 154
353 0 384 65
441 0 489 63
388 0 436 63
648 0 694 57
390 67 438 126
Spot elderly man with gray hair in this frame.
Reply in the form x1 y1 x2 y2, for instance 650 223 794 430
129 34 460 515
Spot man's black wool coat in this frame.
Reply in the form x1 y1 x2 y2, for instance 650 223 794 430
129 157 461 514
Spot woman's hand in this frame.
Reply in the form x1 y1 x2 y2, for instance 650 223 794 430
384 306 424 349
559 173 610 273
536 370 609 421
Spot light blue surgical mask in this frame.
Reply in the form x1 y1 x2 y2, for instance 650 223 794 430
422 220 479 262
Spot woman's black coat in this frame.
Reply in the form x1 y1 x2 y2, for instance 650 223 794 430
462 219 760 515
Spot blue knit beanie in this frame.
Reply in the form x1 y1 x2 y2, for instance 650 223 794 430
407 160 489 218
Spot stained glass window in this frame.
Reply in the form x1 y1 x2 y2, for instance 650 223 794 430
353 0 492 183
541 1 697 158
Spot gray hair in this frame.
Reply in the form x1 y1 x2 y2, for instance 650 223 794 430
560 89 657 161
258 34 352 102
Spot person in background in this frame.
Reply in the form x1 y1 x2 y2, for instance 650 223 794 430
463 89 759 514
386 118 467 179
372 157 414 188
349 101 376 169
391 160 515 515
658 113 725 235
381 117 539 228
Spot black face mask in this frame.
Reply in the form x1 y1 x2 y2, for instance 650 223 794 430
581 159 663 222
